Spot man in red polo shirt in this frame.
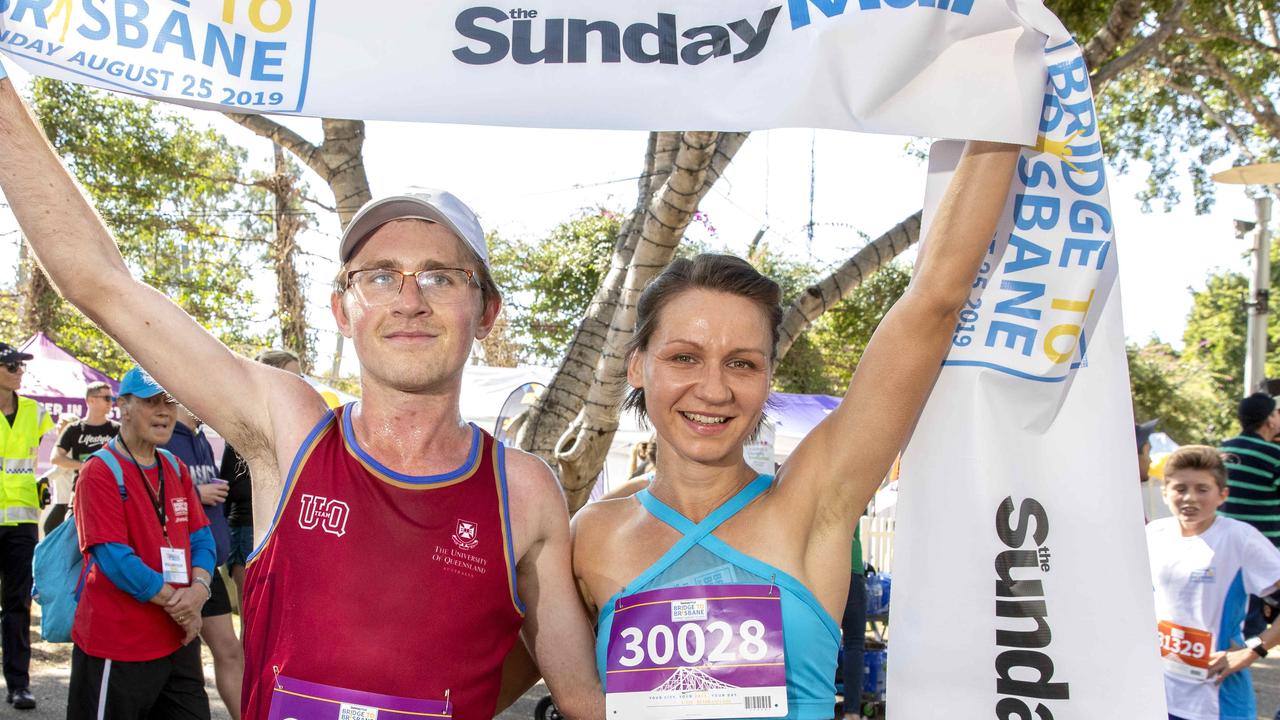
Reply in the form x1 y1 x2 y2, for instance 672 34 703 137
70 367 216 720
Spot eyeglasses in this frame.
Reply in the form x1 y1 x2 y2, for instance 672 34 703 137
2 361 25 373
344 268 478 306
89 394 115 403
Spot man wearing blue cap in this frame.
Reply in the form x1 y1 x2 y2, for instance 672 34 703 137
69 367 215 720
0 340 51 710
0 59 600 720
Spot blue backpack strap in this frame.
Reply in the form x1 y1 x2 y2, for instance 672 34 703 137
155 448 181 479
87 443 128 501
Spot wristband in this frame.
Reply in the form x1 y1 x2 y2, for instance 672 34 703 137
0 57 7 82
1247 636 1268 658
193 575 213 602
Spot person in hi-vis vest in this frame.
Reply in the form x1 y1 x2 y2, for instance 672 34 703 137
0 340 53 710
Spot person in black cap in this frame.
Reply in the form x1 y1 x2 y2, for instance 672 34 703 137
1219 392 1280 638
0 341 52 710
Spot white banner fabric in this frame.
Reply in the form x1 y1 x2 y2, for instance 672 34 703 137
0 0 1064 141
0 1 1166 716
888 41 1165 718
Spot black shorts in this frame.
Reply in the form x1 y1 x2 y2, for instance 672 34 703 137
200 568 232 618
68 642 210 720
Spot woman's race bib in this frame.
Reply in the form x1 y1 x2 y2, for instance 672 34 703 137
267 674 452 720
1157 620 1214 680
605 584 787 719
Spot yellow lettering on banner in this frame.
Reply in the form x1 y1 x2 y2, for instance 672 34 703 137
1043 325 1080 364
223 0 293 32
251 0 292 33
47 0 73 42
1050 291 1094 315
1043 290 1095 364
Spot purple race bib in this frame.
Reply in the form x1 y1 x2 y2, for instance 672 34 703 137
267 675 452 720
605 584 787 719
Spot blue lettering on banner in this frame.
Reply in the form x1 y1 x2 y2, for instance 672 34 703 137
944 42 1111 383
787 0 973 29
0 0 317 112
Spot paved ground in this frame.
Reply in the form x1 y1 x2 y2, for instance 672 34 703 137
16 599 550 720
16 609 1280 720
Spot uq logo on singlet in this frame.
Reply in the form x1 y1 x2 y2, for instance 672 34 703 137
453 518 479 550
297 494 349 537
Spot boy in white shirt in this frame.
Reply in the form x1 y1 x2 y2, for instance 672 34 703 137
1148 445 1280 720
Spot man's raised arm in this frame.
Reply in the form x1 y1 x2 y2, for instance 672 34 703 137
0 67 319 454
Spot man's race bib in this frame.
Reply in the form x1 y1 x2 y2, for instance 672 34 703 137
1158 620 1214 680
267 674 452 720
605 584 787 719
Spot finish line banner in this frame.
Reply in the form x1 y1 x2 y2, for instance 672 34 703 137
889 42 1165 718
0 0 1057 140
1 1 1166 717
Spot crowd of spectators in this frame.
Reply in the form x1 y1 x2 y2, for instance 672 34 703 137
0 340 292 717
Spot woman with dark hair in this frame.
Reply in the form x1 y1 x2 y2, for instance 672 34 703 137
571 141 1020 719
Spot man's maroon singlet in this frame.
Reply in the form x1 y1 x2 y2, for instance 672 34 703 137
241 404 525 720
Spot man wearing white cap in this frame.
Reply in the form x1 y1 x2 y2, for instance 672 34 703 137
0 61 600 720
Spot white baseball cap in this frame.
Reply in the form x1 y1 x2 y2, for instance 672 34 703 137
338 189 489 269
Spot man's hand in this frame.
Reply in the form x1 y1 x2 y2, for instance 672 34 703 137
177 613 202 645
196 482 229 505
1208 647 1258 684
165 586 207 630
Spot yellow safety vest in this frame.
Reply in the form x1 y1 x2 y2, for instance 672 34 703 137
0 395 53 525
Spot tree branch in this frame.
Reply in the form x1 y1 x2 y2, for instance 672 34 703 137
1190 53 1280 138
1166 78 1259 163
1090 0 1189 90
775 211 923 362
1182 28 1280 56
1083 0 1147 72
222 113 326 180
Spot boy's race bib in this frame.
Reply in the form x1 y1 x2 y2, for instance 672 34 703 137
1158 620 1214 680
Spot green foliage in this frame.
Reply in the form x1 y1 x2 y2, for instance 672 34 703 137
1178 234 1280 440
772 333 832 394
774 263 913 395
490 209 621 364
1046 0 1280 213
1128 341 1231 445
1181 271 1249 403
8 79 266 376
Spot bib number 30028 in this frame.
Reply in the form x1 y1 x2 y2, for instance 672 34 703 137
605 584 787 719
615 619 770 667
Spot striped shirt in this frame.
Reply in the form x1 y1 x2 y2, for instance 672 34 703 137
1218 433 1280 543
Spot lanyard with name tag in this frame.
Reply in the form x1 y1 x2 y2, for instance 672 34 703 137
118 438 188 584
605 583 787 719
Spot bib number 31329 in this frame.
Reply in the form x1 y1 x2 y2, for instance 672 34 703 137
1158 620 1214 680
605 584 787 719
